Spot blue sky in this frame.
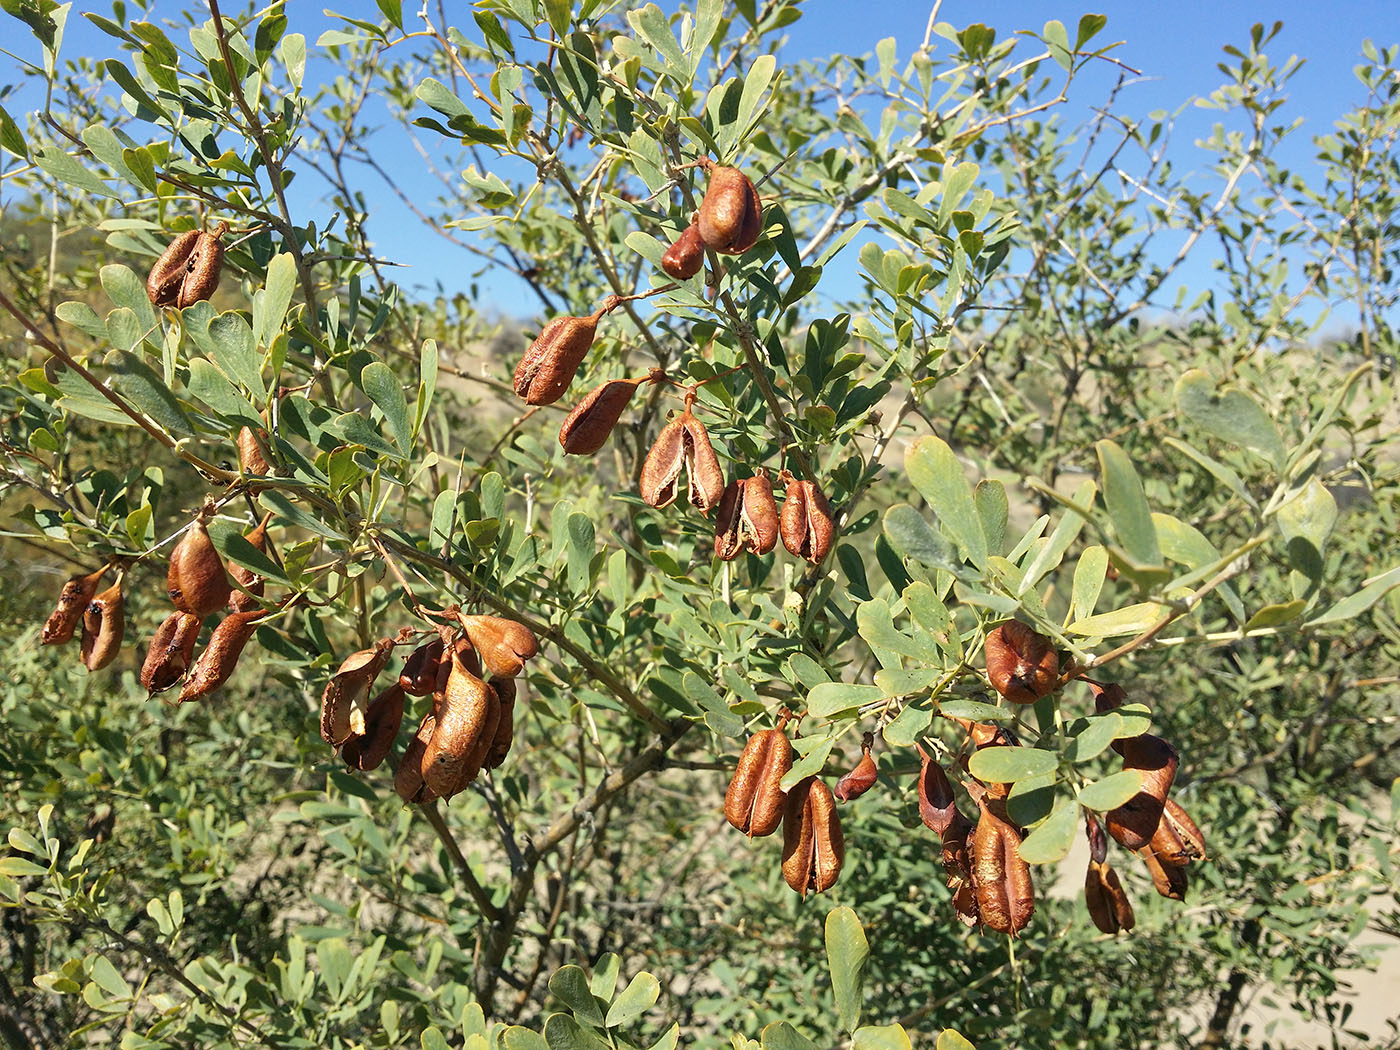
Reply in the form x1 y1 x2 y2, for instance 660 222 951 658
2 1 1396 327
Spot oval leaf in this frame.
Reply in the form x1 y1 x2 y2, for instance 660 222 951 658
966 746 1057 783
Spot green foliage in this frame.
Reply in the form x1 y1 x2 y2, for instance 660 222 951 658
1 3 1398 1050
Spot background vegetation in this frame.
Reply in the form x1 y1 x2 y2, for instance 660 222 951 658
1 2 1398 1049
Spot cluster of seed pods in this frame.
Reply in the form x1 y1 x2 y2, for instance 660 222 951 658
516 159 836 566
319 610 537 802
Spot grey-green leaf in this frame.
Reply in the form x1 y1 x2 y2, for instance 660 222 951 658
824 906 868 1034
905 436 987 568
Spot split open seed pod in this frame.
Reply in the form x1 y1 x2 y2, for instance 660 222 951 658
723 720 792 837
696 160 763 254
639 407 724 513
146 221 227 309
715 473 779 560
140 611 203 693
42 565 109 645
514 302 610 406
80 578 125 672
178 608 266 703
780 777 844 897
320 638 396 746
778 478 834 564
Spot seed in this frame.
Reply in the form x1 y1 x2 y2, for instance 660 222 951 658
696 161 763 255
778 478 834 563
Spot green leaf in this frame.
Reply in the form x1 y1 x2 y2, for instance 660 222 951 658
588 954 619 1002
626 4 686 77
883 504 961 572
874 669 939 698
501 1028 549 1050
966 746 1057 783
415 77 471 119
1064 712 1122 763
100 264 158 331
548 966 606 1027
735 53 776 142
422 1028 452 1050
604 972 660 1028
974 480 1008 556
33 144 116 198
1096 440 1161 569
1077 769 1144 811
856 599 940 663
1175 369 1285 469
206 313 265 398
905 436 987 568
760 1022 818 1050
258 253 296 347
1016 798 1078 864
682 672 742 737
186 359 259 423
543 1014 610 1050
1306 565 1400 626
936 1030 975 1050
360 361 412 453
807 683 882 720
1020 480 1094 593
937 699 1012 722
1006 773 1056 827
1067 602 1168 638
0 857 48 877
1243 599 1305 630
1163 437 1256 508
852 1027 911 1050
105 351 195 438
89 956 131 1000
0 102 29 159
880 703 932 747
824 907 868 1034
1070 545 1109 623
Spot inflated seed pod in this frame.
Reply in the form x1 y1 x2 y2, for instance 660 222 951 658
168 519 232 618
1105 733 1179 851
398 638 446 697
970 797 1035 936
238 426 270 476
79 579 125 672
1084 860 1136 935
146 221 227 309
639 408 724 512
985 620 1059 704
661 220 706 279
1147 797 1208 865
395 711 438 804
1138 845 1189 901
483 676 517 772
778 478 834 563
341 683 406 772
228 512 273 613
916 745 960 836
319 638 396 746
513 302 610 405
696 161 763 254
723 721 792 837
42 565 109 645
558 373 654 456
780 777 844 897
456 613 539 679
177 608 265 703
714 473 780 560
421 651 497 799
140 611 203 693
833 740 878 802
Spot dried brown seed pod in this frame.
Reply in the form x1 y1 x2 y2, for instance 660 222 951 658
456 613 538 679
140 611 203 693
833 739 878 802
558 372 654 456
661 220 706 279
80 579 125 672
228 512 273 613
399 638 446 697
1105 733 1179 851
238 426 270 476
42 565 109 645
395 711 438 804
320 638 396 746
1085 812 1110 866
1148 797 1208 865
780 777 844 897
696 161 763 254
1085 860 1136 935
916 746 960 836
513 303 609 406
178 608 265 703
168 518 232 618
715 473 779 560
342 683 406 772
778 478 834 564
147 221 227 309
984 621 1059 704
1088 679 1127 714
1138 845 1189 900
422 651 497 799
483 676 517 772
970 798 1035 936
639 407 725 512
723 721 792 837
